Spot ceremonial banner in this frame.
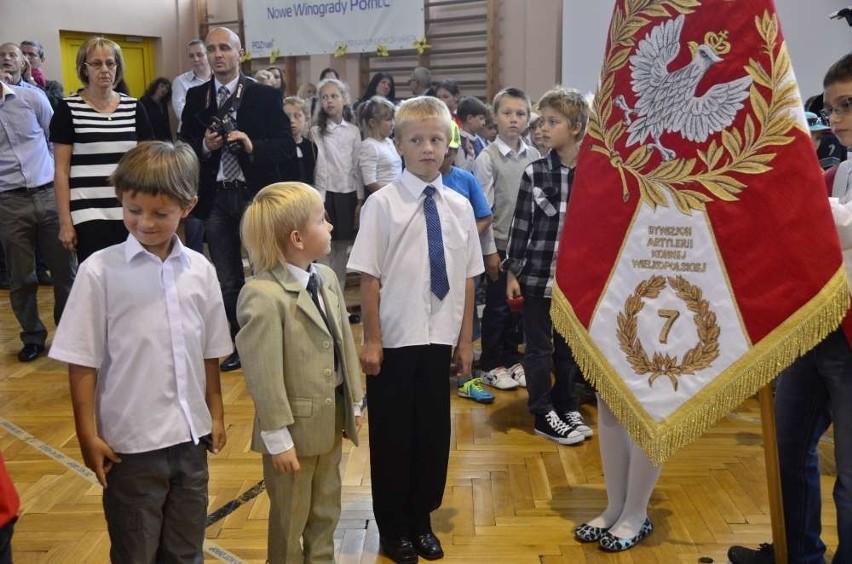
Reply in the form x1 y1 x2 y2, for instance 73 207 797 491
552 0 849 465
243 0 424 57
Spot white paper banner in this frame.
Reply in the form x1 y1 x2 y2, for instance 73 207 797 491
244 0 425 57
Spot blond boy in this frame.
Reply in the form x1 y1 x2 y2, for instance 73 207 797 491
348 97 484 563
236 182 363 563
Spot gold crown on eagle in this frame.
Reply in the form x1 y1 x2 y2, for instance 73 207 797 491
688 30 731 56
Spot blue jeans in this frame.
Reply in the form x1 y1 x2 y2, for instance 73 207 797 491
775 328 852 563
203 187 251 339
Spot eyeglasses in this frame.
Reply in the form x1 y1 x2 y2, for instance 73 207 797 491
84 60 117 70
820 97 852 121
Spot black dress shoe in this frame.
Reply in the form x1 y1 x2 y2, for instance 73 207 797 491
18 343 45 362
379 536 419 563
220 352 241 372
413 532 444 560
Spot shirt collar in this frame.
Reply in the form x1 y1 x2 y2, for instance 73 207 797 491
326 119 345 132
399 168 445 200
494 135 532 157
546 149 565 171
283 260 318 290
125 234 191 267
213 75 240 95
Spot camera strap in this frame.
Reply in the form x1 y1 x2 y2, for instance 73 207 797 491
206 73 247 119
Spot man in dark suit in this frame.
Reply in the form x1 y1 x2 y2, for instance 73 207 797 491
181 26 295 371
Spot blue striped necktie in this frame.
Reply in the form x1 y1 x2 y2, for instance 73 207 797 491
423 185 450 300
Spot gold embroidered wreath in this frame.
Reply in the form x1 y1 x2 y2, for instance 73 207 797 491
616 275 720 390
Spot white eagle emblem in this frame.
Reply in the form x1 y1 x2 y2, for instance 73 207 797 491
614 15 753 161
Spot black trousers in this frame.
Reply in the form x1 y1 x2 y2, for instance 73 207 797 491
367 345 452 538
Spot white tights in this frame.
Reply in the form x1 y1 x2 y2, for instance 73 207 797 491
586 396 662 538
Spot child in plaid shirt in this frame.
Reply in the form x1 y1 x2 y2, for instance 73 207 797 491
503 86 592 445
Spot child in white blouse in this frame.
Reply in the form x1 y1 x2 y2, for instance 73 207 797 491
358 96 402 196
310 78 362 290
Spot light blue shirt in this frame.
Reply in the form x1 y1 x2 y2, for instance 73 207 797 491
0 82 54 191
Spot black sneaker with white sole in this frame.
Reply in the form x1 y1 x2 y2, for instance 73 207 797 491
562 410 593 439
534 410 584 445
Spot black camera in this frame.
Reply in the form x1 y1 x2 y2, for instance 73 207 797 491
209 115 243 154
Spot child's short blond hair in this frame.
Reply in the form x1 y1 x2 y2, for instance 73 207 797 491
537 86 591 141
394 96 453 139
283 96 308 113
241 182 324 273
110 141 199 208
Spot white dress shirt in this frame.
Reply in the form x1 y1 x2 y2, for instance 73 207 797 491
348 169 484 348
172 69 209 133
49 235 233 453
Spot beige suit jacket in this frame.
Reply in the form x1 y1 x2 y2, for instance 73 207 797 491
236 262 363 457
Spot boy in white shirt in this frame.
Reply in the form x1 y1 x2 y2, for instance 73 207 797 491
348 96 483 563
49 141 233 563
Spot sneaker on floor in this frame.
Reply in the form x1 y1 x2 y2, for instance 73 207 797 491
458 377 495 404
562 410 593 439
534 410 584 445
508 363 527 387
727 543 775 564
481 366 519 390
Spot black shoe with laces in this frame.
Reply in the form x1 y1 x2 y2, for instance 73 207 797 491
534 410 584 445
727 543 775 564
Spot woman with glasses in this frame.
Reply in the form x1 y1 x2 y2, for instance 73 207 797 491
49 37 153 263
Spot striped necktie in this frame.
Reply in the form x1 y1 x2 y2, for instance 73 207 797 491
217 86 241 181
423 185 450 300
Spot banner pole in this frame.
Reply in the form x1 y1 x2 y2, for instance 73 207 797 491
758 384 787 564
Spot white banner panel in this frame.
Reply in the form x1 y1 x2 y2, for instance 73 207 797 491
244 0 424 57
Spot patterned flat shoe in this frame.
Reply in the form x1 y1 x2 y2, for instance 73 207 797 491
599 518 653 552
574 522 609 543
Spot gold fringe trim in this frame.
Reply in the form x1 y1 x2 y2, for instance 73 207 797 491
551 266 850 465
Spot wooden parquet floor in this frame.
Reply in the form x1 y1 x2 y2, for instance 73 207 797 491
0 286 839 563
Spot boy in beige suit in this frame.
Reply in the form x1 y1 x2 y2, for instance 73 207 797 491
236 182 364 563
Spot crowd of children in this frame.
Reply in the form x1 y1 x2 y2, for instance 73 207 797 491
5 49 850 563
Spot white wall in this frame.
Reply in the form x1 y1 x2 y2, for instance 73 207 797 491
0 0 198 85
562 0 852 99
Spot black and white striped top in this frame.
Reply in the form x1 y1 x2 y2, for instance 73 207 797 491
50 93 153 225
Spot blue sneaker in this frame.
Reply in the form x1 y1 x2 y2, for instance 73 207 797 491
458 377 495 404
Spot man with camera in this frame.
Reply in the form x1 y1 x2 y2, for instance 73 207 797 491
181 26 295 371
